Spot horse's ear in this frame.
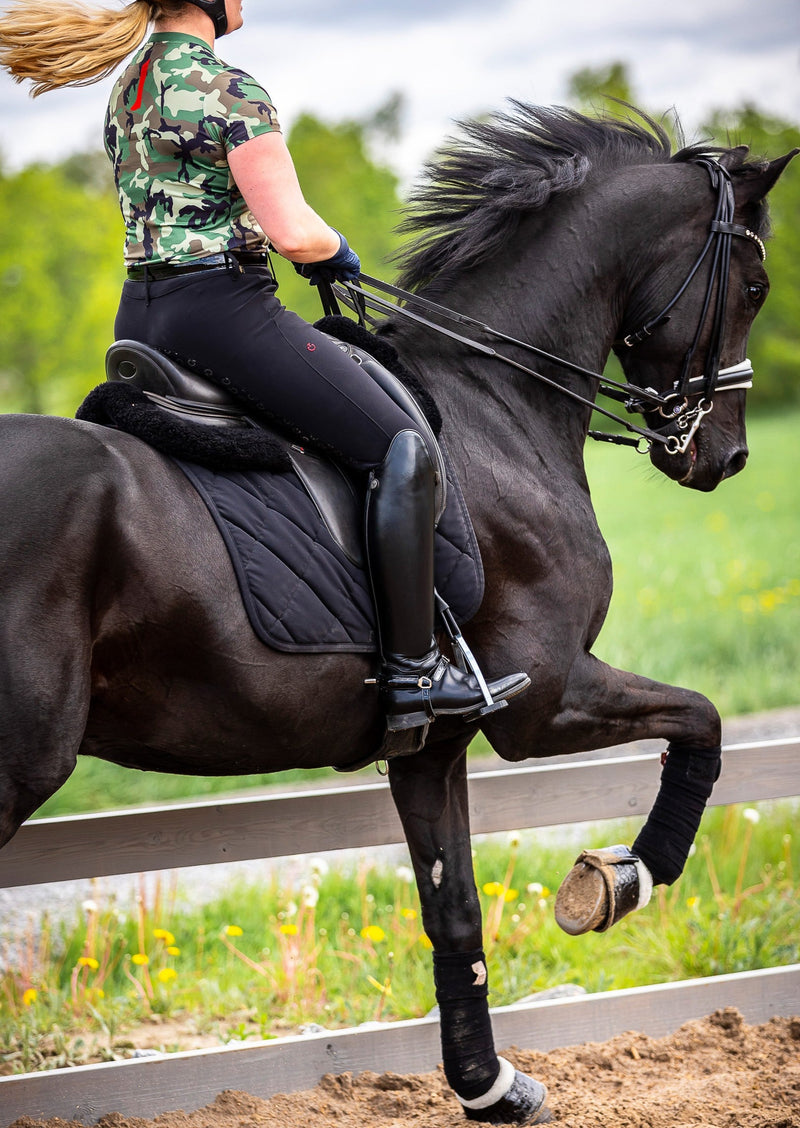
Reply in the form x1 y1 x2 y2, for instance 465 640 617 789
718 145 749 170
732 149 799 204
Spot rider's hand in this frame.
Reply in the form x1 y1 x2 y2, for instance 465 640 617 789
293 231 361 286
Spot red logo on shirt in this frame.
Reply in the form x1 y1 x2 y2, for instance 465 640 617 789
131 58 151 113
306 342 316 352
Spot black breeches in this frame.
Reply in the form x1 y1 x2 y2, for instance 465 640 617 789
115 266 419 470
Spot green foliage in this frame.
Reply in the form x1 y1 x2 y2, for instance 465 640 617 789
0 159 123 415
566 61 636 116
586 407 800 717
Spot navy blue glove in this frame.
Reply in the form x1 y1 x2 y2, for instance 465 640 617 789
293 231 361 286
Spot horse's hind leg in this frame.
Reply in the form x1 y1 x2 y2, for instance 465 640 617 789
389 741 551 1124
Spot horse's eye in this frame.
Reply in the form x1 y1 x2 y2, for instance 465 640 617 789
746 282 767 303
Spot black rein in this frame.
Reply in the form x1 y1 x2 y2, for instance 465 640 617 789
330 158 765 455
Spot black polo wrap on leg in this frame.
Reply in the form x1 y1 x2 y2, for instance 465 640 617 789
433 949 500 1101
633 742 722 886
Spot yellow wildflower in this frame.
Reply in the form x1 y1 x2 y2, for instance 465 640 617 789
167 945 181 956
401 908 417 920
280 923 298 936
482 881 505 897
23 988 38 1006
153 928 176 945
360 925 386 943
503 888 519 903
77 956 100 970
224 924 243 937
131 953 149 966
419 933 433 950
157 967 177 984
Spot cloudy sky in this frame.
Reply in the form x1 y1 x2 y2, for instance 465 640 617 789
1 0 798 183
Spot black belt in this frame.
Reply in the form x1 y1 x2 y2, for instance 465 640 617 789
126 251 272 281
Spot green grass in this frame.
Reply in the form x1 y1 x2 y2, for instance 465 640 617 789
33 406 799 818
587 407 800 716
2 801 796 1072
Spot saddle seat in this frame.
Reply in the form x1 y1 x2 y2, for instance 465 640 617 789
105 338 447 533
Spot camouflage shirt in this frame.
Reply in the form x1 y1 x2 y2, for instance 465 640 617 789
104 33 281 265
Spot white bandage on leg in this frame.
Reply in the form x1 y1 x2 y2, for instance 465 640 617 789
456 1056 516 1109
635 856 653 910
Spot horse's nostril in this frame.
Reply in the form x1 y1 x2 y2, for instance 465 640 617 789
724 449 749 479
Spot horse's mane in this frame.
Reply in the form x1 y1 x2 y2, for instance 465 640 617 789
395 102 762 295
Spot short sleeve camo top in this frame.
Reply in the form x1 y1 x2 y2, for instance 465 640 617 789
104 33 281 265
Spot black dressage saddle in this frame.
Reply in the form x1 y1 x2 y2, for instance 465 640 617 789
104 336 448 567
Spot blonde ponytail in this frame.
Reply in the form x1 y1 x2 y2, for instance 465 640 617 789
0 1 179 96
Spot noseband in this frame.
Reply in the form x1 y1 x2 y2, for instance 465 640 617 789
331 157 765 456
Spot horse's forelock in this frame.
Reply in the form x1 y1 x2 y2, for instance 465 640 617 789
395 103 763 293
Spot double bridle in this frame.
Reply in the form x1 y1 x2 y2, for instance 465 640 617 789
332 157 765 456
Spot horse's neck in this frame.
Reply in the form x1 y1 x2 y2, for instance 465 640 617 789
409 213 624 488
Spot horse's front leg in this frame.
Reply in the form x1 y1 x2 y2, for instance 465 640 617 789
388 740 551 1125
485 653 722 936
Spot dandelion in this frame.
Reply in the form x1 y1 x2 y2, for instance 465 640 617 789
507 831 521 849
686 896 701 909
280 923 299 936
301 884 319 909
360 925 386 943
77 956 100 970
419 934 433 950
22 988 37 1006
526 882 543 895
157 967 177 984
224 924 243 937
131 953 149 966
503 887 519 903
153 928 176 945
483 881 505 897
743 808 760 824
167 945 181 956
401 908 417 920
395 865 414 884
309 857 329 881
82 899 98 915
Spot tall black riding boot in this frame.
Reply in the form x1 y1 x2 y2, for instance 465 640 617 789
366 430 530 732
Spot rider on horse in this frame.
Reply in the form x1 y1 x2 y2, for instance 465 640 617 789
0 0 530 736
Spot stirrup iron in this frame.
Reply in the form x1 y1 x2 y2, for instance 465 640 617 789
435 592 508 719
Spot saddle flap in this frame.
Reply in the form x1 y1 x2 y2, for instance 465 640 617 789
289 447 364 567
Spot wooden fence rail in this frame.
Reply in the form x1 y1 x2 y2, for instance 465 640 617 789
2 737 798 888
1 736 798 1126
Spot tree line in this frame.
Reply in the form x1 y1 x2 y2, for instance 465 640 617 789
0 67 797 417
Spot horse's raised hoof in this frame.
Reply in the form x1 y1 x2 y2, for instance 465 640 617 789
554 844 653 935
459 1059 551 1124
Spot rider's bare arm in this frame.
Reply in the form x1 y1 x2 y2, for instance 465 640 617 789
228 131 340 262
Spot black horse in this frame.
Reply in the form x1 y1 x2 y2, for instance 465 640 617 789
0 107 794 1124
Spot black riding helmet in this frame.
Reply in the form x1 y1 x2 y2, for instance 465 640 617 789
181 0 228 36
